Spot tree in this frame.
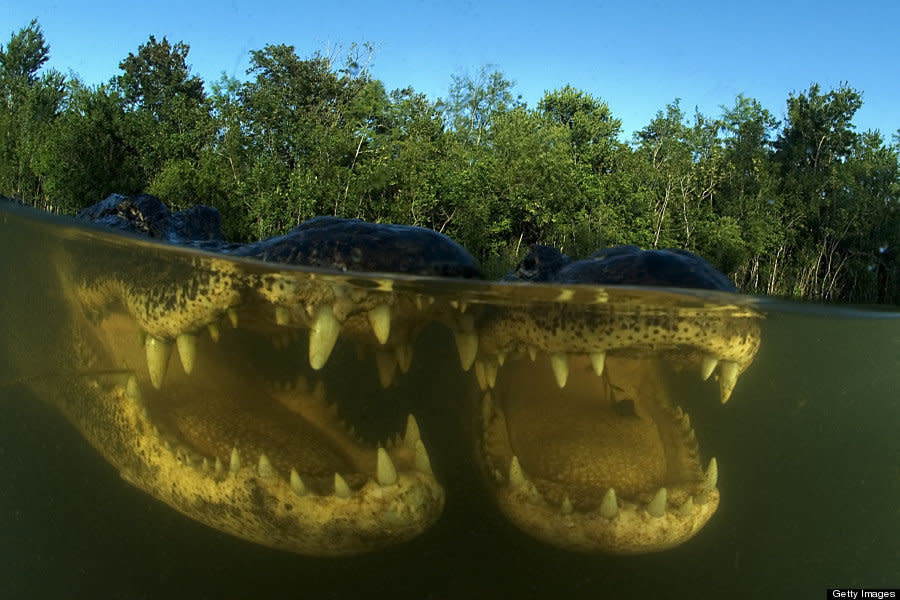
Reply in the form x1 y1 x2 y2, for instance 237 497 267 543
773 84 864 299
715 95 782 292
443 66 520 146
538 86 622 174
115 35 212 207
0 19 48 86
41 80 144 212
0 20 65 207
117 36 204 116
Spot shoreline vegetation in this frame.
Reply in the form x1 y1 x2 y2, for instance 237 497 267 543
2 20 898 302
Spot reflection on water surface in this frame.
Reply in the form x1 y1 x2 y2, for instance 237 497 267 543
0 202 897 598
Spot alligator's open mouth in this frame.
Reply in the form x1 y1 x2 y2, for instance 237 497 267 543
469 299 758 553
61 256 454 556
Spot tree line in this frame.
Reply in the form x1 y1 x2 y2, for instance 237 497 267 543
2 20 898 303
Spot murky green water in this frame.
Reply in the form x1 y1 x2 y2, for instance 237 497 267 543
0 202 897 598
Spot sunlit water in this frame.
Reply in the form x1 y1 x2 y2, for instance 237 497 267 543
0 202 897 598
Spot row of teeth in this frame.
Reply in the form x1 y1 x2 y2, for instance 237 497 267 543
505 454 718 519
141 301 741 405
472 350 741 404
143 303 397 389
127 376 434 497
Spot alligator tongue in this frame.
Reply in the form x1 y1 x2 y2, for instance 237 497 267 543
498 355 668 497
160 382 356 479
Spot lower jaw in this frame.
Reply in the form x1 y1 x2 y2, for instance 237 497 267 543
491 483 720 554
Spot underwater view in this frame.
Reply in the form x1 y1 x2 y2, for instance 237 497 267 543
0 199 898 599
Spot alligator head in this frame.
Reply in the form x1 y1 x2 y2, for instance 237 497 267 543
476 245 759 552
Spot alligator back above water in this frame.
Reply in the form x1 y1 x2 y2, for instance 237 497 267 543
0 194 760 555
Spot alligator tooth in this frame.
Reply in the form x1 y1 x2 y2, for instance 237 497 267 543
449 300 468 313
294 374 308 392
376 448 398 486
201 457 209 472
705 457 718 488
599 488 618 519
590 352 606 376
681 412 692 431
484 360 498 389
474 361 488 390
309 306 340 370
375 350 397 388
145 336 172 390
496 352 506 367
229 447 241 473
453 331 479 371
481 393 494 425
414 295 425 310
700 355 718 381
334 473 351 498
214 457 224 476
550 353 569 388
275 305 291 326
528 346 537 361
257 453 274 477
290 468 308 496
509 456 527 488
227 307 239 328
312 380 326 404
561 495 574 515
207 322 220 342
395 343 413 373
648 487 667 517
176 333 198 375
414 439 433 475
718 361 740 403
679 497 694 517
367 305 391 345
125 376 142 403
404 414 421 449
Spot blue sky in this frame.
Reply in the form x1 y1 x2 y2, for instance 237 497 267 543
5 0 899 140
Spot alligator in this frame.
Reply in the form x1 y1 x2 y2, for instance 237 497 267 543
0 193 760 556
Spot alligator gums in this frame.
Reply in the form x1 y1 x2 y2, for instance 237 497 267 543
0 194 760 556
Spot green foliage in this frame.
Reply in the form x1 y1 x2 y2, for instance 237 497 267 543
41 80 144 211
0 20 67 208
2 20 900 304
